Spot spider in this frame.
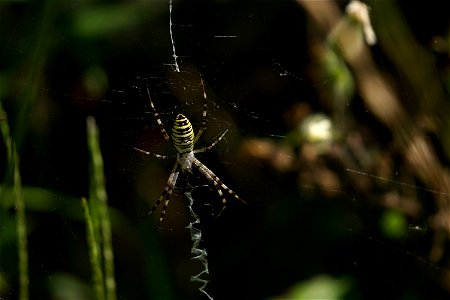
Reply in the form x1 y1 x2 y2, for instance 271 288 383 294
134 78 246 222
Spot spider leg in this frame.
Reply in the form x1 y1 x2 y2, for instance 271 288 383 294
142 162 180 223
147 86 170 141
192 157 246 217
133 147 173 160
193 76 208 144
211 172 247 205
193 130 228 154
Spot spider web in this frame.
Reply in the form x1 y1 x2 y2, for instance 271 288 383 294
1 1 449 300
115 2 450 298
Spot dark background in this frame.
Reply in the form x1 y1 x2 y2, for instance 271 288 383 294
1 1 449 299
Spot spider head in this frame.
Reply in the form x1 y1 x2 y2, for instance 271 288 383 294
178 152 194 172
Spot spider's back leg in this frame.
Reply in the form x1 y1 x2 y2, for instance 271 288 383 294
192 157 246 216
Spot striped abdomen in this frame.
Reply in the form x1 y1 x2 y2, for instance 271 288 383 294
171 114 194 153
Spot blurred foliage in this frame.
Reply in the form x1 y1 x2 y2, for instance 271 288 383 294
1 0 450 299
379 209 408 240
275 275 352 300
1 101 29 300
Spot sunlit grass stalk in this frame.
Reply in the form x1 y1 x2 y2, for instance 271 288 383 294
81 197 105 300
86 116 116 300
0 102 29 300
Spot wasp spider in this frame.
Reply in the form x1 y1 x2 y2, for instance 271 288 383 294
134 78 245 222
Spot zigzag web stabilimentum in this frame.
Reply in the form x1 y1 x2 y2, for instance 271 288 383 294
185 188 213 300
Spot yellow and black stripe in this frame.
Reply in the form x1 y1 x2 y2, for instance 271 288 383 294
171 114 195 153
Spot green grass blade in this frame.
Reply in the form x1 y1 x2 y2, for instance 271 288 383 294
87 116 116 300
13 148 28 300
